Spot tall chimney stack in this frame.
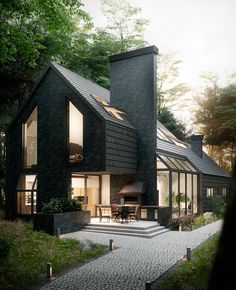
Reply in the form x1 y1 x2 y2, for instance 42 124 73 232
109 46 158 204
191 134 203 158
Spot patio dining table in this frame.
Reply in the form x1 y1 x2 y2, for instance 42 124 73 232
115 205 130 223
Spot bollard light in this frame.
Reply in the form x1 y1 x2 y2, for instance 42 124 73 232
179 223 182 231
57 227 60 238
47 262 52 278
145 281 152 290
109 239 114 251
187 247 191 260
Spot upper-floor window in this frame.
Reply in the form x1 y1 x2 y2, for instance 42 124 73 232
24 107 37 167
69 101 83 163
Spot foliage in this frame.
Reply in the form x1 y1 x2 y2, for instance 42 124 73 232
101 0 149 52
0 220 107 290
65 0 149 88
156 234 219 290
167 215 194 230
157 53 189 115
176 193 190 203
65 29 121 89
205 195 225 216
195 74 236 172
42 198 82 214
0 0 91 107
158 107 188 141
0 237 11 262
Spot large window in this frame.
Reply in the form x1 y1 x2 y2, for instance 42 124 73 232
157 171 169 206
69 102 83 163
24 107 37 167
17 174 37 215
71 174 100 216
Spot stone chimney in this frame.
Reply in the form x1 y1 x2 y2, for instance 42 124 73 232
109 45 159 204
191 134 203 158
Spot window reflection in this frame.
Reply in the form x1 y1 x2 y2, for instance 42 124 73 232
69 102 83 163
24 107 37 167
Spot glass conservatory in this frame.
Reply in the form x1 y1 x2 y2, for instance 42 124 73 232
157 153 198 217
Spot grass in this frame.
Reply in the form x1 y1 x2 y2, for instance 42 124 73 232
155 234 219 290
0 219 107 290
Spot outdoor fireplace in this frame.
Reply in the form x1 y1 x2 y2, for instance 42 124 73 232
118 182 145 204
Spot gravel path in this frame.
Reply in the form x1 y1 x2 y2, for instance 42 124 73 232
40 220 222 290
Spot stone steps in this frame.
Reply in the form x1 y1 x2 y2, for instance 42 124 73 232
82 222 169 238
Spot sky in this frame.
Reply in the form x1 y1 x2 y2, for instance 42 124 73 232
82 0 236 127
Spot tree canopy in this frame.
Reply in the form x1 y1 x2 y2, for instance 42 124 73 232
157 53 189 114
195 75 236 171
101 0 149 52
158 107 188 142
0 0 91 108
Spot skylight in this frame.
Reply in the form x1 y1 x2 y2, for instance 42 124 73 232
157 153 197 173
157 128 187 148
94 96 126 121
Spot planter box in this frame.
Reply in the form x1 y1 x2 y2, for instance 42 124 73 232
33 211 91 236
158 206 172 226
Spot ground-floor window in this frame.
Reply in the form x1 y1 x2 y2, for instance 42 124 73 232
71 174 101 216
16 174 37 215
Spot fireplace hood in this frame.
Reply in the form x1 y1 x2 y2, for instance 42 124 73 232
118 182 145 195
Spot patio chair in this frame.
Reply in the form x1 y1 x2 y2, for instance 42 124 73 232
120 206 130 223
111 203 119 221
98 205 111 222
129 204 140 221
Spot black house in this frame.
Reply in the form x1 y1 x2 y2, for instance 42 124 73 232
6 46 230 219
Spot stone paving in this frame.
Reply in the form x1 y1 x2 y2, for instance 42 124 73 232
40 220 222 290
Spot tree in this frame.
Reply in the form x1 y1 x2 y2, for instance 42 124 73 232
101 0 149 52
0 0 91 108
65 0 149 89
195 74 236 172
64 29 121 89
158 107 188 141
157 53 189 114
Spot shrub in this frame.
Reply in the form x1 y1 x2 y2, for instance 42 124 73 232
0 237 12 262
205 195 225 216
42 198 82 214
167 215 194 230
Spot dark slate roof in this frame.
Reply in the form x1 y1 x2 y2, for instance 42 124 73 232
157 120 230 178
51 63 135 129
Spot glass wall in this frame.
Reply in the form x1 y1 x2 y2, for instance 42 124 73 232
193 175 198 213
172 172 179 217
157 171 169 206
69 102 83 163
17 174 37 214
71 174 100 216
187 174 192 214
157 154 198 217
24 107 37 167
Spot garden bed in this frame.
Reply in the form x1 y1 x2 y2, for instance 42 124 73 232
33 210 91 235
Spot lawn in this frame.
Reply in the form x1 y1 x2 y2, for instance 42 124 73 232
155 234 219 290
0 219 107 290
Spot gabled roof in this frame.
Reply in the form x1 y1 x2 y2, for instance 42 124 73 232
51 63 135 129
156 120 230 178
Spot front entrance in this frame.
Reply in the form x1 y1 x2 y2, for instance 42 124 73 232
71 174 110 216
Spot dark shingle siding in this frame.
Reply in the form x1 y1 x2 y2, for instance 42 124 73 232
51 63 135 129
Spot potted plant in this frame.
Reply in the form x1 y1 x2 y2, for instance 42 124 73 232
176 193 190 209
33 197 91 235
